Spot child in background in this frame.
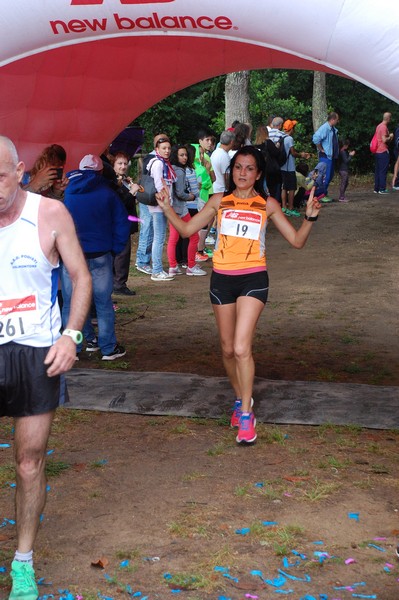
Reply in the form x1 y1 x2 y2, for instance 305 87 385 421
305 161 327 200
338 139 356 202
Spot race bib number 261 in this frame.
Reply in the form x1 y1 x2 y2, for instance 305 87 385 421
0 294 39 342
220 209 262 240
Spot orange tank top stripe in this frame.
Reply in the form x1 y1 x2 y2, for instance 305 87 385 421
212 193 268 273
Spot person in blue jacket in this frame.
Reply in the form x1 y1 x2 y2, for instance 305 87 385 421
61 154 130 360
312 112 339 202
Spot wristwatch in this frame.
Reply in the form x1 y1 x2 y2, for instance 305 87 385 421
62 329 83 344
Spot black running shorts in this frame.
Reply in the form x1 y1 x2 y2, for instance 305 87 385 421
0 343 68 418
210 270 269 305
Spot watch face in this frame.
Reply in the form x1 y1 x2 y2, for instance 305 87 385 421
76 331 83 344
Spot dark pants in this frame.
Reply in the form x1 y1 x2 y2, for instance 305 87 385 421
339 170 349 199
113 236 132 289
374 151 390 192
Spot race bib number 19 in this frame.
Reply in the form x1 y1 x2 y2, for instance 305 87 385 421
0 294 39 342
220 209 261 240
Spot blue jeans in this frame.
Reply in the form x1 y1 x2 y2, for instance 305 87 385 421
61 252 116 355
135 203 154 267
151 210 167 274
318 155 334 195
374 151 390 192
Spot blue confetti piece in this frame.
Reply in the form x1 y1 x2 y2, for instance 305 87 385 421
0 566 7 573
37 577 52 586
368 543 385 552
262 521 278 526
104 573 113 581
291 550 307 560
7 483 16 488
274 591 294 595
282 557 300 568
255 482 264 487
223 573 239 583
218 596 232 600
334 582 366 590
235 527 250 535
251 570 264 578
170 590 181 594
46 449 54 455
352 596 377 599
119 559 129 567
279 569 311 582
0 443 11 448
299 596 317 600
214 566 229 573
163 573 172 580
132 593 142 597
348 512 360 522
46 485 51 492
263 575 286 588
312 541 324 545
319 596 328 600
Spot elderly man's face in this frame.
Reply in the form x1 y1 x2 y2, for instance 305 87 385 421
0 144 24 214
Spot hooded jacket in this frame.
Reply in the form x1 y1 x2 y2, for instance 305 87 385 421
64 169 130 256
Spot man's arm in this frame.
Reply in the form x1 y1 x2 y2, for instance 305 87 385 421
42 201 92 376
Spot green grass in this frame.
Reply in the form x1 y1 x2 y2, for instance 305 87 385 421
303 480 341 501
0 463 16 486
45 460 70 477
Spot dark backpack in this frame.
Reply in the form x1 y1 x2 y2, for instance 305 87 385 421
275 134 288 167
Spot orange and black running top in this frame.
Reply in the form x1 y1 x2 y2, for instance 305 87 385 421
212 193 268 275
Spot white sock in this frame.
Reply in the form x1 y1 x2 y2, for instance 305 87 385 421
14 550 33 566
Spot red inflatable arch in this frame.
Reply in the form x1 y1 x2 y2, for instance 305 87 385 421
1 0 398 168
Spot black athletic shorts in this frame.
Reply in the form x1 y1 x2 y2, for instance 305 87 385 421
281 171 297 192
210 270 269 305
0 343 68 418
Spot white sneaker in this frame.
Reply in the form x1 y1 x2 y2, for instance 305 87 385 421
136 264 152 275
169 266 184 276
205 236 215 245
151 270 175 281
186 265 207 276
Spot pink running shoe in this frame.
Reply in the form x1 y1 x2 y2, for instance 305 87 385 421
236 412 257 444
231 398 254 428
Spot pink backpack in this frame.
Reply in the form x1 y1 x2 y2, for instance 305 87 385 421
370 132 378 153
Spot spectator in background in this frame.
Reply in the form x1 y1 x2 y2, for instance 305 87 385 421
22 144 69 201
254 123 281 197
312 111 339 202
61 154 130 360
135 133 168 275
111 151 140 296
268 116 286 201
211 130 235 193
337 139 355 202
372 112 393 194
281 119 310 217
229 122 251 158
168 145 206 277
146 137 177 281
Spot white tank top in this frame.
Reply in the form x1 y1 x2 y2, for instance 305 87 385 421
0 193 61 347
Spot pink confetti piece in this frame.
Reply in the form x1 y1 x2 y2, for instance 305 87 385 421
128 215 144 223
245 595 259 599
374 537 387 541
385 563 394 568
345 558 356 565
283 492 293 497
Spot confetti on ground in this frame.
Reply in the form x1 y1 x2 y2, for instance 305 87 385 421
348 512 360 522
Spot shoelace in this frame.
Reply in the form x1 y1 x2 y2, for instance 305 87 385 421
13 567 35 592
240 415 252 431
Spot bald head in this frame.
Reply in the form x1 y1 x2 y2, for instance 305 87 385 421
383 112 392 123
0 135 19 167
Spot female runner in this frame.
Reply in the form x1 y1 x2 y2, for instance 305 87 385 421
157 146 321 444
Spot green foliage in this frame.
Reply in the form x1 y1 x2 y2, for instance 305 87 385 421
130 68 398 173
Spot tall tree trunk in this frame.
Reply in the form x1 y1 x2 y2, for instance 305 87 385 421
312 71 327 131
225 71 250 130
